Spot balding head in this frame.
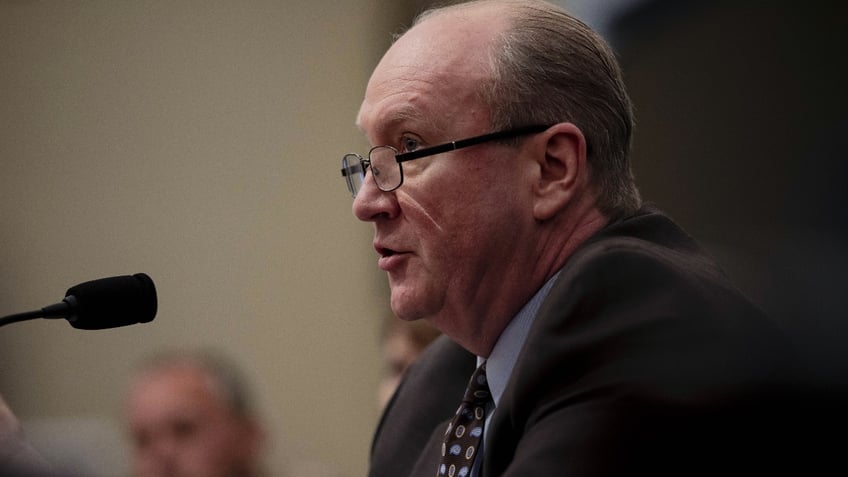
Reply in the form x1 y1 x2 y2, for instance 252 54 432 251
125 351 265 477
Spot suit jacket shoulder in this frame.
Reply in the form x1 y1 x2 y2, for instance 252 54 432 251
485 207 804 475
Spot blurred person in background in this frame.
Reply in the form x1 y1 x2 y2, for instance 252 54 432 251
125 349 266 477
377 315 441 410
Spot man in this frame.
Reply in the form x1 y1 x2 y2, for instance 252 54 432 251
125 350 266 477
341 1 819 475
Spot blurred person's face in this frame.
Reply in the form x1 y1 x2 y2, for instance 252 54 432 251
352 9 538 355
126 364 262 477
378 331 426 410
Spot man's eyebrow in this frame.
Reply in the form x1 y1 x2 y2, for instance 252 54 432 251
358 105 444 142
389 104 428 124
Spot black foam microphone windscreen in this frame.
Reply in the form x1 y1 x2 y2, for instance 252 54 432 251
64 273 157 329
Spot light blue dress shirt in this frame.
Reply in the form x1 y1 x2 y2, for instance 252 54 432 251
470 271 561 477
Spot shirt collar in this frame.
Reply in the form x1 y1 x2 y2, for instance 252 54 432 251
479 271 561 407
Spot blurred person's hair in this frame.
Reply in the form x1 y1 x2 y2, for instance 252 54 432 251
133 348 257 419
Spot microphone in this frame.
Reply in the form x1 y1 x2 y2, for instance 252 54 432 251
0 273 157 329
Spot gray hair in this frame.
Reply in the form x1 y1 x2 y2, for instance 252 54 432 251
416 0 641 217
134 348 257 419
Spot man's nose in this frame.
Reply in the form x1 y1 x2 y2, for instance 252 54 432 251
352 172 399 222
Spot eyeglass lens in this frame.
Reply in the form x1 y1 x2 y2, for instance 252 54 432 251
342 146 402 197
341 154 364 196
368 146 401 192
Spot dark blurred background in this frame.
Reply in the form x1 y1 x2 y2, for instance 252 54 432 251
608 0 848 387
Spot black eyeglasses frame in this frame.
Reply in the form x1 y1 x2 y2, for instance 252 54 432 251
341 124 552 197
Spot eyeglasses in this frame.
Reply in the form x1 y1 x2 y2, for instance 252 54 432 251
341 124 551 198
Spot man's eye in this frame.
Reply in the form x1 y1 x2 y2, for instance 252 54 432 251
400 136 421 153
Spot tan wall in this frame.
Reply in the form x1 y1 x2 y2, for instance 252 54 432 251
0 1 412 476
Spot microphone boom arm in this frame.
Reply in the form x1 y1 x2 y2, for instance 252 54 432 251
1 310 52 327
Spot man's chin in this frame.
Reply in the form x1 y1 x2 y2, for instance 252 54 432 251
390 292 427 323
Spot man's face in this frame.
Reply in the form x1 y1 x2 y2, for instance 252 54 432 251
353 10 535 349
126 364 259 477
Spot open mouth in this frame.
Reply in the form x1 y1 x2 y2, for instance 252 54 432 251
378 247 398 257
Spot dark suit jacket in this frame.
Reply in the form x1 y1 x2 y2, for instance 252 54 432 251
369 207 834 476
369 334 476 477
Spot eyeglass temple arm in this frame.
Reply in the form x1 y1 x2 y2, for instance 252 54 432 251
395 124 550 163
341 158 366 177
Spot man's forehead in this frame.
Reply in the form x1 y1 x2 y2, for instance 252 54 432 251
355 4 506 138
356 56 491 137
385 15 497 81
356 84 491 145
356 84 445 136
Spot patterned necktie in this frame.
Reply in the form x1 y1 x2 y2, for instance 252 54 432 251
437 362 491 477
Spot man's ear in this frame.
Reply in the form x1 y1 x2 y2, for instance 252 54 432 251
531 122 587 220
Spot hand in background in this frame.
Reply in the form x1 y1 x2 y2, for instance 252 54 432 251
0 392 24 448
0 393 51 474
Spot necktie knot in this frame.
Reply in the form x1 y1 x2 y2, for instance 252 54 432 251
462 362 490 404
